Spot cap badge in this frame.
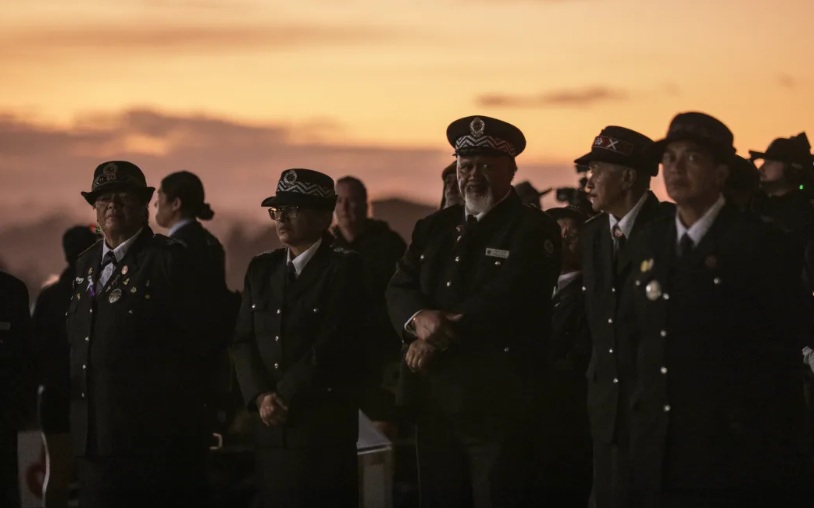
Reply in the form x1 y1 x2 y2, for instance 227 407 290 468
469 117 486 138
283 170 298 185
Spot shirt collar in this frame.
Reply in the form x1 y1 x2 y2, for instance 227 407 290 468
168 218 196 237
675 194 726 247
465 189 512 222
608 191 649 239
286 237 323 276
102 227 144 264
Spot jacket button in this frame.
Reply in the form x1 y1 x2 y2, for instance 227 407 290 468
81 393 86 398
495 261 502 266
612 377 619 384
128 310 133 315
611 287 616 293
313 308 319 313
252 304 256 309
607 318 613 324
446 281 452 287
82 364 86 370
420 254 425 261
327 387 333 393
275 335 280 342
660 366 668 374
660 330 667 337
663 293 670 300
503 347 510 353
582 286 586 292
608 348 614 354
85 336 90 342
713 277 721 285
635 280 641 287
89 308 93 314
273 363 280 369
663 404 671 413
65 312 68 317
276 308 281 315
454 256 460 263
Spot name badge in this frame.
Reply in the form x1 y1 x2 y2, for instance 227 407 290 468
485 248 510 259
0 321 10 331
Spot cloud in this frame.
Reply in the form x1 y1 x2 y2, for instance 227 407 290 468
477 86 629 108
0 21 396 58
778 74 796 89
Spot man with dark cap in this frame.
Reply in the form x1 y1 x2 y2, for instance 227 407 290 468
723 155 760 212
514 181 549 209
32 225 98 507
231 168 368 508
534 206 592 506
577 125 672 508
386 115 561 507
331 176 406 436
628 113 812 507
1 270 35 508
67 161 209 508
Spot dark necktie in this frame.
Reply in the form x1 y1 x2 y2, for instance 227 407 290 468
612 225 626 273
679 233 694 258
102 251 117 269
286 261 298 286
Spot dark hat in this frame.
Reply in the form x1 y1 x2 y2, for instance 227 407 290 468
546 206 589 224
514 180 552 209
63 225 100 264
652 112 735 161
446 115 526 158
81 161 155 206
441 161 457 179
261 168 337 210
726 155 759 192
749 132 812 170
574 126 658 176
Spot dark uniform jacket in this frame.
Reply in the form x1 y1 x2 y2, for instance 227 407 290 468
628 205 812 492
582 191 671 445
386 191 561 423
0 271 34 504
33 268 74 433
231 238 367 448
67 228 208 457
331 219 407 419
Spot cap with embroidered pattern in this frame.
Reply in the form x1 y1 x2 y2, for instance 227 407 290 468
446 115 526 158
261 168 337 210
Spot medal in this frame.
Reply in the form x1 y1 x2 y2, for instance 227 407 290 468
123 278 130 285
645 280 663 301
109 288 122 303
130 286 137 293
121 265 129 275
640 258 654 273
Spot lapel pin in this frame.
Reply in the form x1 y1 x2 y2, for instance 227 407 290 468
121 265 129 275
640 259 654 273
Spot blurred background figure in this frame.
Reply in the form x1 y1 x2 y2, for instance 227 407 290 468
1 270 35 508
155 170 243 505
723 155 760 212
534 206 592 506
332 176 406 438
514 180 552 209
32 225 98 508
439 161 463 209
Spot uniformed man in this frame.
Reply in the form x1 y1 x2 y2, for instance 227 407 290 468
386 115 561 507
332 176 407 435
231 168 367 508
628 112 813 506
67 161 209 508
578 126 671 508
0 270 35 508
535 206 592 506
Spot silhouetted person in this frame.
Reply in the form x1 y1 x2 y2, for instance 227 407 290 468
1 270 35 508
331 176 406 435
33 225 98 508
440 161 464 209
723 155 760 212
68 161 209 508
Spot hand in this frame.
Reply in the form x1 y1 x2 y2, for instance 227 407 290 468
405 340 438 373
256 392 289 427
413 310 463 348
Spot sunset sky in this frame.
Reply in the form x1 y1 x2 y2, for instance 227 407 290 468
1 0 813 223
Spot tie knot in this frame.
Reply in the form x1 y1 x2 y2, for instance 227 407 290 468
102 251 117 268
612 225 625 241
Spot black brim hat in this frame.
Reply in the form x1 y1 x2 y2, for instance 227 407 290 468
652 112 735 162
447 115 526 158
81 161 155 206
749 132 812 170
261 168 337 211
574 126 659 176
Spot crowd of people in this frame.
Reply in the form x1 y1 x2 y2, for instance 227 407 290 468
1 111 813 508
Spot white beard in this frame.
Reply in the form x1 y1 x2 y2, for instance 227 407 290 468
463 188 495 216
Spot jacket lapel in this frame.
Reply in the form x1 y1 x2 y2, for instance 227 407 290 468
286 239 332 301
683 205 737 268
96 228 153 300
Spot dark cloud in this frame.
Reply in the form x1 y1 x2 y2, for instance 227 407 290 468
477 86 629 108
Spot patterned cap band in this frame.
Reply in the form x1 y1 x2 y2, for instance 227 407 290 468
275 169 336 199
454 135 517 157
593 135 635 156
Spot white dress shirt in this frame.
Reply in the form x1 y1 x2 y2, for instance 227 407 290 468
99 228 143 287
675 194 726 249
286 237 323 277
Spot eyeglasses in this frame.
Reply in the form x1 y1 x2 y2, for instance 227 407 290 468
94 192 141 208
267 206 300 221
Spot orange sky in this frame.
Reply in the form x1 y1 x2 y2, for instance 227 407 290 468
1 0 813 222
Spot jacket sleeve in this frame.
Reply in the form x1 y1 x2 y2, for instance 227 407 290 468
230 259 274 410
385 218 433 342
276 253 368 407
1 275 36 429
